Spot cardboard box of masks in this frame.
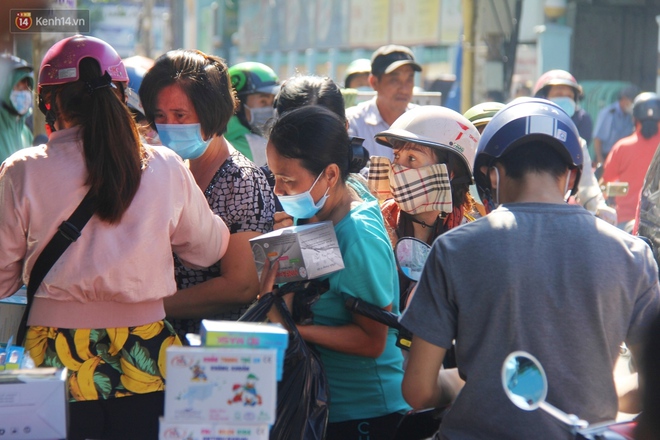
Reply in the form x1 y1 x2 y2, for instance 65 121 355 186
159 419 268 440
250 221 344 283
164 346 277 425
0 368 68 439
199 320 288 381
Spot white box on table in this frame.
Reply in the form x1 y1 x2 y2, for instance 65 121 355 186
0 367 68 439
0 286 27 344
159 419 269 440
165 346 277 425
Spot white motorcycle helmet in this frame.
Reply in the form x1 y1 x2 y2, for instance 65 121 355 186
375 105 480 183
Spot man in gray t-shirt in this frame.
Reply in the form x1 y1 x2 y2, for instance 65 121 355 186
401 98 660 440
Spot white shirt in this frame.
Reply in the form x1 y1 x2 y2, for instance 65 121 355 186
346 97 416 160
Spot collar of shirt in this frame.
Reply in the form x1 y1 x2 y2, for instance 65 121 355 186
363 96 416 127
363 97 384 127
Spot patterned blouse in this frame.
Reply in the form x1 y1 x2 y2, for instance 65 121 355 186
170 150 275 341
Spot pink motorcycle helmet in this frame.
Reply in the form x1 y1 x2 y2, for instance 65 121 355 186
38 34 128 93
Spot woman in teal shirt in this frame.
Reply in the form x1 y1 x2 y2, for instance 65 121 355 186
262 105 409 439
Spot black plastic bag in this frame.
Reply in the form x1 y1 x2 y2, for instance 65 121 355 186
281 279 329 325
239 292 329 440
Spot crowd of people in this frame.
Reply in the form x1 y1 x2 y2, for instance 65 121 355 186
0 34 659 440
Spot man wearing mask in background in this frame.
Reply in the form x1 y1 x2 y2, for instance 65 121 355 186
346 45 421 160
225 61 279 166
602 92 660 231
593 84 640 165
0 54 34 163
533 69 617 225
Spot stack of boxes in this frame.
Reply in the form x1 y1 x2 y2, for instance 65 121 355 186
159 221 344 439
0 286 27 348
159 320 288 440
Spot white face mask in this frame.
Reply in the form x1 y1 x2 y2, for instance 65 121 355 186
10 90 32 115
245 104 276 133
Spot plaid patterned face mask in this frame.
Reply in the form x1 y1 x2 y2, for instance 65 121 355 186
368 156 453 214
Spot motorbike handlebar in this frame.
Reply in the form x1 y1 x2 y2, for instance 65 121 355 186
344 296 412 350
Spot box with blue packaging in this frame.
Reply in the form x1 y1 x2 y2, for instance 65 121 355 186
200 320 288 381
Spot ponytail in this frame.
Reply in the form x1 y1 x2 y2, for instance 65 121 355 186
44 57 145 224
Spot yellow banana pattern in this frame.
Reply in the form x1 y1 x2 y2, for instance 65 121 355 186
25 320 181 402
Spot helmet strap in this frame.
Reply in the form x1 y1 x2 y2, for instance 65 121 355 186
563 169 572 202
450 175 472 186
38 93 57 133
492 166 500 207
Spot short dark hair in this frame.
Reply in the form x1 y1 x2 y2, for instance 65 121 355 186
275 76 345 121
495 141 571 181
139 49 237 137
640 119 660 139
268 106 353 180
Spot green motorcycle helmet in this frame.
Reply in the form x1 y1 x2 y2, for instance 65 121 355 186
463 101 505 132
228 62 279 98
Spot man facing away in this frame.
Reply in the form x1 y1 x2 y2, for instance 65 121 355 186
346 45 421 160
400 97 660 440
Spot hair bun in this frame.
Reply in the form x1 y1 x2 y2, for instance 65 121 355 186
348 137 369 172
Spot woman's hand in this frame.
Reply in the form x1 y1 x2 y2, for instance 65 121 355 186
259 258 279 299
273 211 294 230
258 258 294 325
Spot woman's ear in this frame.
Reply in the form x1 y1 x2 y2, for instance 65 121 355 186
324 163 341 188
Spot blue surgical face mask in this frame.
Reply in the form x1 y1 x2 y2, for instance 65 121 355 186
549 96 576 118
10 90 32 115
278 172 330 219
156 123 212 160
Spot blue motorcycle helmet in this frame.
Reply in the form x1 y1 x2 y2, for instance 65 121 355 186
473 97 583 208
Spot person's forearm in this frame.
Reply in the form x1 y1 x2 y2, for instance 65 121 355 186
164 275 258 319
594 138 604 164
617 343 643 414
437 368 465 407
297 322 387 358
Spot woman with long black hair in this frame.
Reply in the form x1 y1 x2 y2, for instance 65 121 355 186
0 35 229 439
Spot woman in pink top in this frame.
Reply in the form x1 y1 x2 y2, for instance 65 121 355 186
0 35 229 439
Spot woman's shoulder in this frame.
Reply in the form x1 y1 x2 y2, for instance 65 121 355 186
220 149 270 181
339 198 390 244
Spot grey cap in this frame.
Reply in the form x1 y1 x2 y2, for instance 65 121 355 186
619 84 640 101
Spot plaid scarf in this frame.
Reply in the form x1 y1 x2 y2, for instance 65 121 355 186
368 156 453 215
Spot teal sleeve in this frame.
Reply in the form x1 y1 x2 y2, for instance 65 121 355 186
335 230 398 310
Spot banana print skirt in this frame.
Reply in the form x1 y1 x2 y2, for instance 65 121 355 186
25 320 182 402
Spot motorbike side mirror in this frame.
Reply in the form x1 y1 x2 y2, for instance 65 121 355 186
501 351 589 432
501 351 547 411
394 237 431 282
